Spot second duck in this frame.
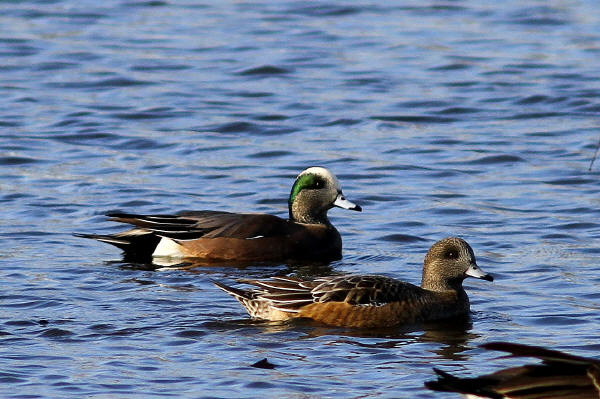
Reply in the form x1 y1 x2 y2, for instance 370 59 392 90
214 237 493 328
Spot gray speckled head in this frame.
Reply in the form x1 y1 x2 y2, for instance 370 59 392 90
288 167 361 224
421 237 493 291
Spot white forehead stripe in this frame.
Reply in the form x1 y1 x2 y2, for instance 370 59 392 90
300 167 341 190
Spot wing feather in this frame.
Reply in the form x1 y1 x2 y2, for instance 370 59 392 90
106 211 290 240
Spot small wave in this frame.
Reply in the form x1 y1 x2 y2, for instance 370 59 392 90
39 328 74 338
544 178 596 185
47 78 153 89
428 63 470 71
0 156 42 165
321 118 361 126
467 154 524 165
247 151 293 159
237 65 291 75
371 115 458 123
378 234 427 243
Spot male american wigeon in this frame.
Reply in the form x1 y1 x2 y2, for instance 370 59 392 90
426 342 600 399
213 237 493 328
76 167 361 263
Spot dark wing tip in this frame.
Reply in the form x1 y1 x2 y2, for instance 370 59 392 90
106 212 132 218
425 368 504 399
480 341 597 365
211 279 253 300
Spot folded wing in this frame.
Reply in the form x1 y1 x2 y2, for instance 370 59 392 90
106 211 290 240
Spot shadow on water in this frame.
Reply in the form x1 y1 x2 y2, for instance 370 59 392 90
208 314 478 362
302 317 477 361
109 256 339 279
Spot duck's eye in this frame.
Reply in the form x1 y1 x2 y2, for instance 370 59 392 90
444 250 459 260
305 178 324 190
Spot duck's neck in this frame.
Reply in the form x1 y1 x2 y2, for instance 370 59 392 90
289 202 330 225
421 276 465 293
421 278 470 316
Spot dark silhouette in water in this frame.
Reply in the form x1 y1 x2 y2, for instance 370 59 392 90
426 341 600 399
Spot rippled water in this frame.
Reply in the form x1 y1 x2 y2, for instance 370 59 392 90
2 1 600 398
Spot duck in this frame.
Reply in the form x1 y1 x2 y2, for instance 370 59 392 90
213 237 493 328
75 167 361 263
426 341 600 399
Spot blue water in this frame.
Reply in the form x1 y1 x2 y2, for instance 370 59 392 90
2 1 600 397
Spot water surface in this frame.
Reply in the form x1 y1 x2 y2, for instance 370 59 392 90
2 1 600 398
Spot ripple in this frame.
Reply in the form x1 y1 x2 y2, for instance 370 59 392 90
288 5 363 17
370 115 458 123
207 121 297 135
507 112 566 120
378 234 427 243
575 104 600 114
130 64 190 72
428 63 470 71
245 381 276 389
540 233 576 240
0 120 22 127
529 315 588 326
111 108 193 120
435 107 480 115
237 65 291 75
510 17 568 26
51 132 119 145
321 118 362 126
431 208 476 215
551 222 599 230
34 61 78 71
46 78 153 89
466 154 525 165
39 328 75 338
175 330 208 338
0 156 43 165
232 91 274 98
516 95 561 104
123 1 168 7
0 374 27 384
212 122 259 133
544 178 596 185
247 151 293 159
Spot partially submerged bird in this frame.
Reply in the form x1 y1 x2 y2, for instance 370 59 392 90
76 167 361 263
213 237 493 328
426 342 600 399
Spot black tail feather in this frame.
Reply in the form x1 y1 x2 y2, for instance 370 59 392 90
425 368 503 399
74 232 160 261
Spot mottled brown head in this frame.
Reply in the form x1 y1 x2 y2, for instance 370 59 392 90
421 237 493 291
288 167 361 224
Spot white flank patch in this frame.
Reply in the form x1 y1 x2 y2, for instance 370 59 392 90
152 237 184 257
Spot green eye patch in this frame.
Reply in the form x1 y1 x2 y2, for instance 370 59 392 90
289 174 325 205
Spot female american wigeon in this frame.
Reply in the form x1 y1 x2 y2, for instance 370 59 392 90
213 237 493 328
76 167 361 262
426 342 600 399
